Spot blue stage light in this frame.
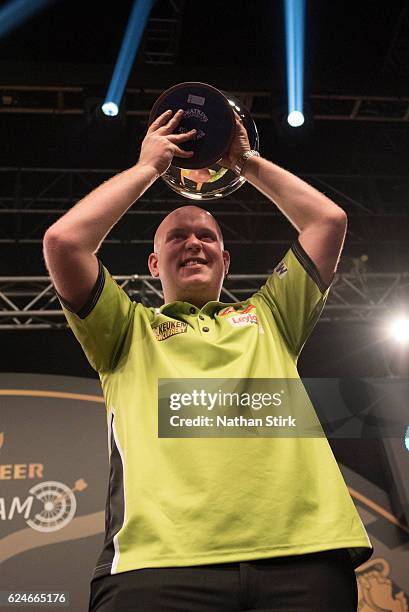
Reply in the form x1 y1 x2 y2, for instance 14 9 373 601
284 0 305 129
0 0 53 39
102 0 154 118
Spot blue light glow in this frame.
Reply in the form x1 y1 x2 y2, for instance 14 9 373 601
0 0 52 39
405 426 409 452
284 0 305 127
102 0 154 117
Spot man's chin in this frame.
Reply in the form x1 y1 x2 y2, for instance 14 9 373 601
178 270 210 284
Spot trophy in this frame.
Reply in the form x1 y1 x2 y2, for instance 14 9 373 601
148 82 259 200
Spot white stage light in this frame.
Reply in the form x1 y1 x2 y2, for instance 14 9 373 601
388 317 409 343
287 110 305 127
101 102 119 117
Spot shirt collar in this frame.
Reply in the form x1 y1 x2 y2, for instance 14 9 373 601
159 299 244 318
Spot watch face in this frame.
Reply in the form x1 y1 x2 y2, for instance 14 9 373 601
150 85 259 200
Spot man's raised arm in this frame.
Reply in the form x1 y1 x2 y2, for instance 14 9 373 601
43 109 195 313
222 115 347 289
242 155 347 289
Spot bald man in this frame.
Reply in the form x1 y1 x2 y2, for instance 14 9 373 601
148 205 229 308
43 109 372 611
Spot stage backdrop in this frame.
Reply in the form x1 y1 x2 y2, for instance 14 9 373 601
0 373 408 611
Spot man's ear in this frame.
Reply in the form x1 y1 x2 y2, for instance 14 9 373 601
223 250 230 276
148 252 159 277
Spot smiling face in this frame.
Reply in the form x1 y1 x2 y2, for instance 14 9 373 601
148 206 230 307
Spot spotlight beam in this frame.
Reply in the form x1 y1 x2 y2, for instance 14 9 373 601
103 0 155 116
283 0 305 127
0 0 54 39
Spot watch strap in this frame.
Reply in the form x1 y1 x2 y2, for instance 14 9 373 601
232 150 260 176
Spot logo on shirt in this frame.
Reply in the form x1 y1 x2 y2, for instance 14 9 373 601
220 304 256 317
274 261 288 278
240 304 256 314
153 321 188 341
228 313 258 328
220 307 236 316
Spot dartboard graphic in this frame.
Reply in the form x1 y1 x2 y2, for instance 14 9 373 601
26 481 77 532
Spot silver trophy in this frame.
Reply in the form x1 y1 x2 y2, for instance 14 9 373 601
148 82 259 200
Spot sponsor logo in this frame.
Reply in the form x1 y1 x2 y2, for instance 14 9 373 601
228 313 258 328
0 433 87 533
220 307 236 317
274 261 288 278
221 305 262 330
220 304 256 317
241 304 256 314
0 433 44 482
153 321 188 341
0 479 87 532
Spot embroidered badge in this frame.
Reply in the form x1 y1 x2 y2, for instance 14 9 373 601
153 321 188 341
274 261 288 278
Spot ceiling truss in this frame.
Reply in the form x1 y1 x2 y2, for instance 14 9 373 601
0 270 408 329
0 167 407 246
1 86 409 123
142 0 186 65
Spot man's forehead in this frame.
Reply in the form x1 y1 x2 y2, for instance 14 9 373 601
155 207 218 240
163 207 214 227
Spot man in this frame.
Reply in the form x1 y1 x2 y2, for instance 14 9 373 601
43 108 372 611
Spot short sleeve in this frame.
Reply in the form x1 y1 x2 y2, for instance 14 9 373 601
56 259 134 373
254 239 331 356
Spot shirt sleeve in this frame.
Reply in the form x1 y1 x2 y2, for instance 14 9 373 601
254 239 331 356
56 259 134 373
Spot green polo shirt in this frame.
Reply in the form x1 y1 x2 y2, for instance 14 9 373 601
58 240 373 578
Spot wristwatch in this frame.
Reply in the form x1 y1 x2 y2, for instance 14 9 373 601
232 150 260 177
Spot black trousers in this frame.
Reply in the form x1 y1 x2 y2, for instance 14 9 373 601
88 549 358 612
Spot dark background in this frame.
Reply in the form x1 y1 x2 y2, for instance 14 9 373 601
1 0 409 497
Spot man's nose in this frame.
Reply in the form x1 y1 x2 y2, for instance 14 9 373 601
185 234 201 249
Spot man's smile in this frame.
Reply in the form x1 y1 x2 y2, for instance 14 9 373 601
180 257 208 268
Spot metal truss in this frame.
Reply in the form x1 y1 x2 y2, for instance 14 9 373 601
0 270 408 329
1 85 409 123
142 0 186 65
382 0 409 78
0 167 408 245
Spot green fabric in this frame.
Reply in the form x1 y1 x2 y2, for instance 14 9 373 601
60 244 372 576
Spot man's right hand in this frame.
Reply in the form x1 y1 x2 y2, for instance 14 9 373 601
139 109 196 176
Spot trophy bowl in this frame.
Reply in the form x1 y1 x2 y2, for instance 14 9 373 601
148 82 259 200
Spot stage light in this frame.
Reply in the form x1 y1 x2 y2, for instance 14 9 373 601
101 102 119 117
287 110 304 127
405 426 409 452
272 98 313 142
102 0 154 120
388 317 409 343
283 0 305 130
0 0 52 39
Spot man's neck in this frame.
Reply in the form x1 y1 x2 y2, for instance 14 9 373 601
164 293 220 309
